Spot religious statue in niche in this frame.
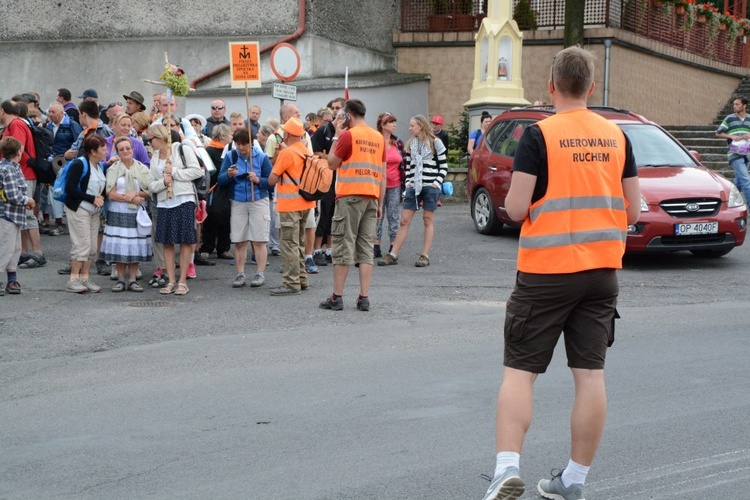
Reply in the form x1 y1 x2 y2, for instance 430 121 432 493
497 36 512 81
480 38 489 81
498 57 508 80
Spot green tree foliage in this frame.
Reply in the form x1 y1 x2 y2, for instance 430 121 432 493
513 0 538 30
448 109 470 153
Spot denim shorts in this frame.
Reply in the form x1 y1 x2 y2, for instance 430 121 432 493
403 185 440 211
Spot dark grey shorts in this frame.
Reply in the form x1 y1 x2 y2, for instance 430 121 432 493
503 269 620 373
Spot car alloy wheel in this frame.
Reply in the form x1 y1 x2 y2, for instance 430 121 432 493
472 187 503 235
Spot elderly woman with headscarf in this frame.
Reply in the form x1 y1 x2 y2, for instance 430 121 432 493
187 114 210 147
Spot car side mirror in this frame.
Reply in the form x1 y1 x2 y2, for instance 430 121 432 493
689 150 701 163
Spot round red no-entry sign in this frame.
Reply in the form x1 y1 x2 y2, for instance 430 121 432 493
270 43 301 82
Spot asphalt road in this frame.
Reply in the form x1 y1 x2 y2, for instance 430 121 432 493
2 203 749 499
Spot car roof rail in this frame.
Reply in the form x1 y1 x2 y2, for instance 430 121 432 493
587 105 631 114
512 104 556 112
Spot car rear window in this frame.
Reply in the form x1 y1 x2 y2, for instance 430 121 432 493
488 120 534 158
620 123 698 168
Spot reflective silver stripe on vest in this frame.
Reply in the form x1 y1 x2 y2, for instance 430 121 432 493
337 176 381 187
529 196 626 223
519 228 627 249
280 177 300 185
276 192 301 199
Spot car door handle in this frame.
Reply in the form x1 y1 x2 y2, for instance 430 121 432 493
488 166 498 172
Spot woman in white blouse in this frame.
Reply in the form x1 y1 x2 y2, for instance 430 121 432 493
146 124 203 296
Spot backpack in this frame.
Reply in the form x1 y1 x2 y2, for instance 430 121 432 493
284 150 333 201
177 144 210 201
52 156 89 203
26 122 56 184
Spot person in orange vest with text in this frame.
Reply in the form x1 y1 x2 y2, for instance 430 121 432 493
481 47 641 500
320 99 386 312
266 117 316 296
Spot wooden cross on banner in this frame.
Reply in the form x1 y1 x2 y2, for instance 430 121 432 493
143 52 194 199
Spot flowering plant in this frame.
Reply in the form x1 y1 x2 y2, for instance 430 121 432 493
719 11 737 26
695 3 718 20
720 12 741 41
160 64 190 97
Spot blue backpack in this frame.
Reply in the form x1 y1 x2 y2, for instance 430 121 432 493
52 157 89 203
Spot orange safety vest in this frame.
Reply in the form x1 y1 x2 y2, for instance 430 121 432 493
272 142 316 213
336 125 385 198
517 109 628 274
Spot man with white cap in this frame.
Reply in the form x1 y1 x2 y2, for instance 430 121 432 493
186 114 209 147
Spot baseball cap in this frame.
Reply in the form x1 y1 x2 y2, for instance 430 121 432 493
79 88 99 99
281 117 305 137
431 115 444 125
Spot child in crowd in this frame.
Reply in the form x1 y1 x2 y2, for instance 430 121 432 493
0 136 35 295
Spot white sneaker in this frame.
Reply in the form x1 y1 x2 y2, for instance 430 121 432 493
66 279 88 294
250 273 265 287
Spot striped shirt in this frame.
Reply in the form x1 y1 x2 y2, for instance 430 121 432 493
404 138 448 186
716 113 750 159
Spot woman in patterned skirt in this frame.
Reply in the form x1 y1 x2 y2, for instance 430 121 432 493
99 137 152 292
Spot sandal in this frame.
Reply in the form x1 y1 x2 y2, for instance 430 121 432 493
112 281 126 292
150 275 167 288
127 281 144 293
160 282 177 295
174 283 189 296
6 281 21 294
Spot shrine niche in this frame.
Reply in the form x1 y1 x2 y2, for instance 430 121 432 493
497 36 512 81
481 38 489 82
465 0 529 127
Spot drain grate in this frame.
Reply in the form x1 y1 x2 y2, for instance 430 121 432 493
127 300 175 308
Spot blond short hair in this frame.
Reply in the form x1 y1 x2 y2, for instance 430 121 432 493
112 112 131 127
147 124 170 141
130 111 151 132
551 46 595 98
